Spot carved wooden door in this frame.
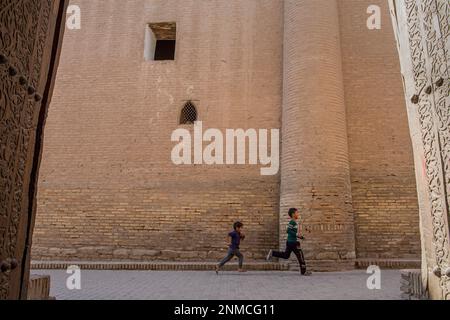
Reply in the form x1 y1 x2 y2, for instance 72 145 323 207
0 0 68 299
389 0 450 300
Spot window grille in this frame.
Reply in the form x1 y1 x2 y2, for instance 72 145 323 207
180 101 198 125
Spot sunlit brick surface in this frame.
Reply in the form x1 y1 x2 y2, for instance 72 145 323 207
32 0 420 268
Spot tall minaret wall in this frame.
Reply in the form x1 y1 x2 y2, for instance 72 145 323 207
280 0 355 269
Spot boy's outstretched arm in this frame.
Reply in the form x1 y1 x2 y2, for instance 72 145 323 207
295 223 305 240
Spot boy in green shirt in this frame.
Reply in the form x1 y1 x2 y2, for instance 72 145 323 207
266 208 311 276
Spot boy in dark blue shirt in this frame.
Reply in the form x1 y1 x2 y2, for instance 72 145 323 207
216 221 246 274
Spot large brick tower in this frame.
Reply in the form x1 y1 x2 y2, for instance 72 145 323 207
280 0 355 269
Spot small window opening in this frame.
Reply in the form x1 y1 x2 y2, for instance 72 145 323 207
180 101 198 125
145 22 176 61
154 40 176 60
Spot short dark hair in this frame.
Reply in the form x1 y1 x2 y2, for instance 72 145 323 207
288 208 298 218
233 221 243 230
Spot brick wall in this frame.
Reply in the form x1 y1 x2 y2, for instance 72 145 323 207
33 0 283 261
34 182 279 261
32 0 420 265
338 0 421 259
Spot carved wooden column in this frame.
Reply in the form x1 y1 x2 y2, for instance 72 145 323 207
389 0 450 300
0 0 68 299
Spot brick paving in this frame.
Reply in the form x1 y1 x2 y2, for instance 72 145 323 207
33 269 403 300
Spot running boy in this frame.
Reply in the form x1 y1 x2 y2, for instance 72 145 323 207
266 208 311 276
216 221 246 274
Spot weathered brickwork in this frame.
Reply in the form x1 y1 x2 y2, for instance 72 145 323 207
34 183 280 261
338 0 421 259
33 0 283 262
32 0 421 268
280 0 355 269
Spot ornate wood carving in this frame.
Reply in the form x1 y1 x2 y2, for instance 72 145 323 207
0 0 67 299
390 0 450 300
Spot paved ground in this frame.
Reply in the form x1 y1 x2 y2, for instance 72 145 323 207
33 269 403 300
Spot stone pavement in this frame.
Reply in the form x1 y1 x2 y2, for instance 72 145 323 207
32 269 403 300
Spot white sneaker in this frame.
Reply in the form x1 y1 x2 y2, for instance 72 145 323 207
266 250 273 261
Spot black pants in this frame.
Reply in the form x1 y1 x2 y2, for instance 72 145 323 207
272 242 307 274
